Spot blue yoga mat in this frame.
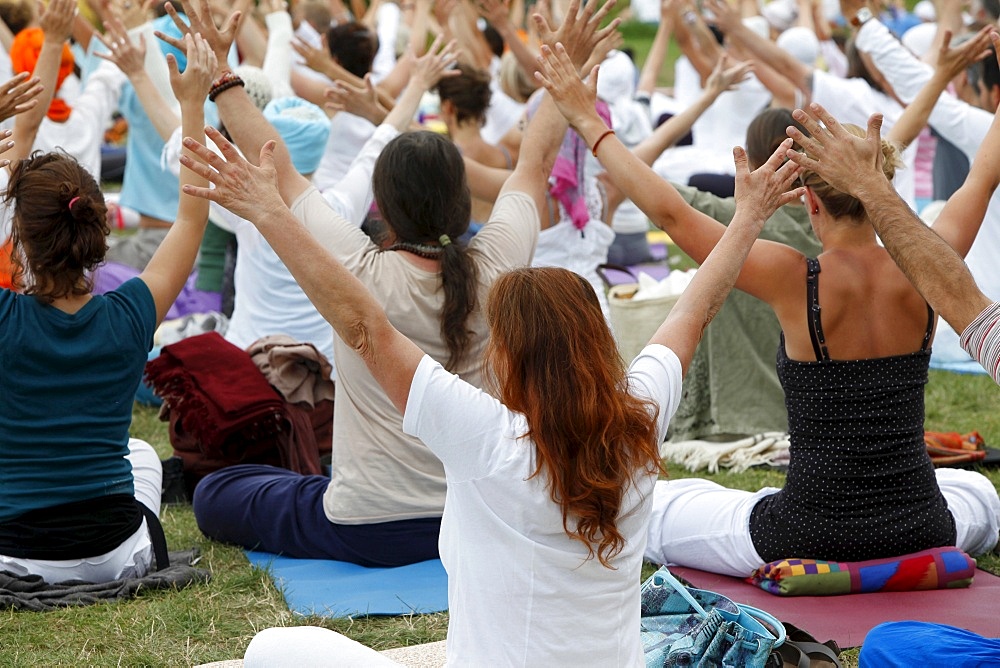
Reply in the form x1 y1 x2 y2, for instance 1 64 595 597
245 551 449 618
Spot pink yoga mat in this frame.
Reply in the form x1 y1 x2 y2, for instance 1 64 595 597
670 566 1000 649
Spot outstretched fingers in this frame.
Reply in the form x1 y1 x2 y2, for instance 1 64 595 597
162 2 193 40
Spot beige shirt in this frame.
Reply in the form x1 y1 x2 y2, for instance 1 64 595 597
291 188 539 523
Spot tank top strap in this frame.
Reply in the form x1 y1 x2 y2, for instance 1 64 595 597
921 303 935 351
805 258 830 362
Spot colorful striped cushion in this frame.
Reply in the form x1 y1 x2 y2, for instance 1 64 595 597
747 547 976 596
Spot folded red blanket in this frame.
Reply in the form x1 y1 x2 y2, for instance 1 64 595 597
145 332 285 460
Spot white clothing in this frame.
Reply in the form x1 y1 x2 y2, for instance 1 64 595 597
32 60 126 180
810 68 917 208
289 190 539 524
292 20 328 82
482 56 525 146
657 58 771 184
533 218 615 319
961 301 1000 383
311 112 377 194
645 468 1000 578
0 439 161 583
675 58 771 170
371 2 401 83
244 627 404 668
402 345 683 666
819 39 849 78
856 18 1000 359
264 10 296 98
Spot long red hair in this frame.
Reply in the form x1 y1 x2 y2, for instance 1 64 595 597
484 268 662 567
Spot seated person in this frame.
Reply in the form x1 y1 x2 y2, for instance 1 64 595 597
0 34 214 582
543 43 1000 577
185 29 799 665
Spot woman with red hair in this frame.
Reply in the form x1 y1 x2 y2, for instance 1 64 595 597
179 45 803 663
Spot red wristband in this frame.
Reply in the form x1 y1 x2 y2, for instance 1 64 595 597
591 129 615 157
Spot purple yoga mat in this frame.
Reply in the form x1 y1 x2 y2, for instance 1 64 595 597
670 566 1000 649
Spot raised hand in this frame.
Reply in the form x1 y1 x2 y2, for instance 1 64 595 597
157 0 244 70
0 73 43 123
324 75 384 124
169 33 218 107
411 35 460 89
535 41 600 129
476 0 512 27
291 37 335 76
39 0 78 44
934 26 994 83
0 129 14 168
705 53 753 96
533 0 621 71
785 102 884 197
702 0 741 35
102 0 157 30
733 138 804 229
180 127 287 224
95 15 147 77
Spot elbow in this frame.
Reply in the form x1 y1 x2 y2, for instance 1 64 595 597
345 311 395 365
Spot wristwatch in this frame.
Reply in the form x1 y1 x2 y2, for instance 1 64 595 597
850 6 874 27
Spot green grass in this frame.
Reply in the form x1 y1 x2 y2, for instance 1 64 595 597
2 369 997 666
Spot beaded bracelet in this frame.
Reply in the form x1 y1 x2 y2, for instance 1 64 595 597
208 72 245 102
591 129 615 157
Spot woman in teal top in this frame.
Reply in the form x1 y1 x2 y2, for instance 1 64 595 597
0 33 216 583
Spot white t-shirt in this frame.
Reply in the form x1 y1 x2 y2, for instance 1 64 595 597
290 188 539 523
403 344 682 666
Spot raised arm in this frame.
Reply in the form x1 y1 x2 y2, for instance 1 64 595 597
501 0 621 213
540 40 805 306
476 0 539 76
637 1 674 97
11 0 75 163
182 132 425 412
96 16 180 142
159 0 312 205
260 0 295 98
885 28 993 150
672 0 724 82
138 35 214 324
321 37 462 223
704 0 813 96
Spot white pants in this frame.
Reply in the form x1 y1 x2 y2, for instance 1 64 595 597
244 627 405 668
0 439 162 583
644 468 1000 578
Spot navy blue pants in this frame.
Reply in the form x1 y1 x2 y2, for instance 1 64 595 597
193 465 441 567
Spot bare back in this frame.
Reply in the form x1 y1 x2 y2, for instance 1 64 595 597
775 245 935 362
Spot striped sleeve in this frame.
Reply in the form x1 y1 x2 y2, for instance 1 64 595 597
960 302 1000 385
